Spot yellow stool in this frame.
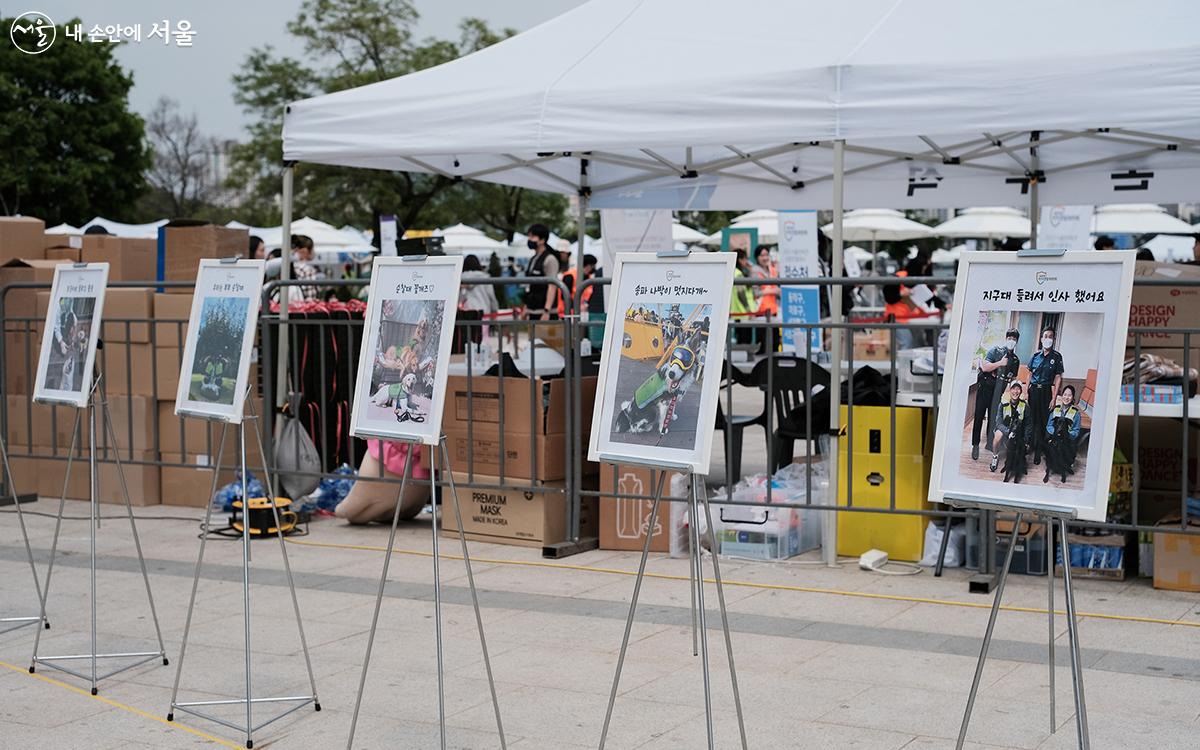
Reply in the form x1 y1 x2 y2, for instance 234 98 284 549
836 405 932 562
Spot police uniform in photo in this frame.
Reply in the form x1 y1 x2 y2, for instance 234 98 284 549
971 343 1010 456
1026 344 1065 463
986 345 1021 449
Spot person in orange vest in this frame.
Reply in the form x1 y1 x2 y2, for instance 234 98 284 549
750 245 780 352
559 253 596 316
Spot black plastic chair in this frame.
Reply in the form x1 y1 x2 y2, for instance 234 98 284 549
749 355 832 473
715 360 767 483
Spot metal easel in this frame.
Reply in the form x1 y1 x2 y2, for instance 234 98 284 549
167 393 321 749
346 251 505 749
950 496 1089 750
595 459 748 750
29 372 168 693
0 433 49 637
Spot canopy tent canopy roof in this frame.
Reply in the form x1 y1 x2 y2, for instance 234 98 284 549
283 0 1200 211
81 217 167 239
933 206 1031 239
228 217 372 254
1089 203 1198 235
435 223 507 254
701 209 779 245
820 209 932 242
672 221 708 245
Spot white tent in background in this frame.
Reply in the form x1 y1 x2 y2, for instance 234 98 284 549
934 207 1031 239
45 223 80 235
821 209 932 242
1091 204 1197 235
227 221 284 249
672 221 708 245
81 217 167 239
1141 233 1197 262
701 209 780 246
435 223 507 255
291 216 373 253
931 245 966 264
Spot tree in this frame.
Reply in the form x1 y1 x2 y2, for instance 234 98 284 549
0 17 150 224
229 0 568 234
144 97 219 217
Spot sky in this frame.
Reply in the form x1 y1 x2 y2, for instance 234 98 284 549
19 1 587 140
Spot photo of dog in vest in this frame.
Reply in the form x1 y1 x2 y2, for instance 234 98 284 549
366 300 442 426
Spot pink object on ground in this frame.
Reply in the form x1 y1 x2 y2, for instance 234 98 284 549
367 439 431 480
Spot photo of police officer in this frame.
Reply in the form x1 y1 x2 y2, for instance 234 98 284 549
1025 327 1064 466
970 328 1020 460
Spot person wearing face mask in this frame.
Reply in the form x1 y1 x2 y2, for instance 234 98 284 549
1025 327 1065 466
523 223 559 321
971 328 1021 461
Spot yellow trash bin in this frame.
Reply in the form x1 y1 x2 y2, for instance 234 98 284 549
836 405 932 562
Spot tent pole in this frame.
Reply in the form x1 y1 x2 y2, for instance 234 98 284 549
1028 132 1040 247
825 140 844 568
277 164 294 410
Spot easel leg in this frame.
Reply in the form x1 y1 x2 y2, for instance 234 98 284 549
698 482 749 750
238 421 254 749
934 514 953 577
346 444 412 750
690 479 715 750
247 403 321 712
689 517 698 658
431 441 446 750
441 438 507 749
956 512 1023 750
168 424 229 721
598 471 666 750
1048 518 1055 734
1 433 48 631
1058 518 1090 750
30 411 80 669
101 398 168 665
89 387 99 694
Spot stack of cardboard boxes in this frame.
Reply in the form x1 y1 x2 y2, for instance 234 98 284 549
436 373 600 548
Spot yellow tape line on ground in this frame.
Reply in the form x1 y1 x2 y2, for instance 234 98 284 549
0 659 242 749
287 537 1200 629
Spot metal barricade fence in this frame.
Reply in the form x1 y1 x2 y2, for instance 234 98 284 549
1 273 1196 561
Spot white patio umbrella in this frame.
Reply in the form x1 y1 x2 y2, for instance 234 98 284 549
933 207 1031 239
701 209 780 246
435 223 507 255
672 221 708 244
821 208 933 242
1091 204 1197 235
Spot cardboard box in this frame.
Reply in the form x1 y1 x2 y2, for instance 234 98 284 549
99 342 155 396
1152 518 1200 592
5 456 39 496
159 225 246 291
4 330 39 395
442 374 596 436
37 451 160 505
0 217 46 264
156 346 183 397
851 329 892 362
43 233 82 252
31 402 90 450
157 402 239 460
44 247 81 262
1128 262 1200 348
598 462 686 552
1116 416 1199 492
437 428 566 481
81 236 156 281
440 472 597 548
152 292 193 348
1134 488 1191 527
0 258 62 321
4 395 43 451
160 452 237 508
101 288 154 343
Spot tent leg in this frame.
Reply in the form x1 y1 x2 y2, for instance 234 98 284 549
276 164 294 413
825 139 844 568
1029 132 1040 246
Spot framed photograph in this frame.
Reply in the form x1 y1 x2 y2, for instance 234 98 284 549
928 251 1135 522
588 252 736 474
33 263 109 408
349 255 463 445
174 259 266 423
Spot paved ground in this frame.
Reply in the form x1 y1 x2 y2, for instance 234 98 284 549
1 499 1198 749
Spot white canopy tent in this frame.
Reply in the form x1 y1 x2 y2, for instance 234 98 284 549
1141 233 1197 262
701 209 779 246
282 0 1200 559
934 207 1031 239
435 223 508 255
81 217 167 239
672 221 708 245
1090 203 1197 235
45 223 80 235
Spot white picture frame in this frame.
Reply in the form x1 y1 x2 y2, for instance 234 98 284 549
349 255 463 445
33 263 109 408
173 259 266 424
588 252 736 474
928 250 1135 522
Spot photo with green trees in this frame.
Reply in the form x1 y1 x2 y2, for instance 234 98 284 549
188 297 249 405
